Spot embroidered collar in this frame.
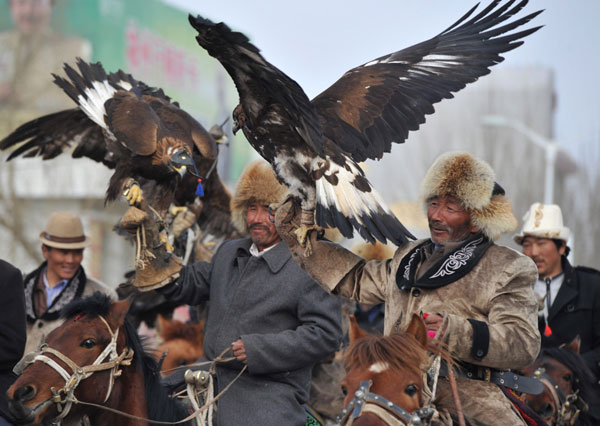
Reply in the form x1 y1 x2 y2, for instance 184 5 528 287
396 234 493 291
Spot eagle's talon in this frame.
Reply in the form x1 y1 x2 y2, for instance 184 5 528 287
293 224 321 256
159 231 174 253
169 205 188 216
123 180 143 206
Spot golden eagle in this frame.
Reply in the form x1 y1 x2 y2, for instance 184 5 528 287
0 60 236 237
188 0 542 245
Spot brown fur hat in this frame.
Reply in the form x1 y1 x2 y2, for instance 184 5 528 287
420 152 518 241
231 160 288 234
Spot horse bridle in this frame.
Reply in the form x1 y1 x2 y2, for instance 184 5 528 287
336 380 434 426
22 315 134 422
533 367 582 425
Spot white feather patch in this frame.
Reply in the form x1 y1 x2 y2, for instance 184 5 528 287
316 155 395 229
77 79 117 136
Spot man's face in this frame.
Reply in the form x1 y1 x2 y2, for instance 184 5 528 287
9 0 53 36
246 201 281 251
521 236 565 278
42 245 83 283
427 196 478 244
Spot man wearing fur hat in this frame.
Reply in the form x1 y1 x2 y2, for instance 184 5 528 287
276 152 541 426
23 211 116 355
150 161 342 426
516 202 600 381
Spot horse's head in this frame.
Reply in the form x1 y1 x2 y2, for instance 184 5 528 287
7 293 132 425
522 337 598 425
339 314 431 425
155 315 205 376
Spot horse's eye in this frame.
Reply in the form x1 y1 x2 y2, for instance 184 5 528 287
562 374 572 382
341 385 348 396
178 359 188 367
404 384 418 397
80 338 96 349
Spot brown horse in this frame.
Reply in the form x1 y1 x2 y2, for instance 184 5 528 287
7 293 191 426
338 314 446 426
155 315 205 376
521 338 600 426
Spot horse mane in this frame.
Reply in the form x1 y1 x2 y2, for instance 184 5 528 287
540 346 600 423
344 332 429 376
63 292 189 424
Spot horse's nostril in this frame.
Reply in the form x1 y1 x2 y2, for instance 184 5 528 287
14 385 36 402
540 402 554 418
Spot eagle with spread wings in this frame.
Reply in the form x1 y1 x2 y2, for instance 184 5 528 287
188 0 542 246
0 60 237 238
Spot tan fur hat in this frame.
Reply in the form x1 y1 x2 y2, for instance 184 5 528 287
39 211 91 249
231 160 288 234
420 152 518 241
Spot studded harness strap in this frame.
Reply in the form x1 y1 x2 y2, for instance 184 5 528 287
336 380 435 426
533 367 582 425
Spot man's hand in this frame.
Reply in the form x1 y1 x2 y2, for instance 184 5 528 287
423 312 444 333
232 339 247 363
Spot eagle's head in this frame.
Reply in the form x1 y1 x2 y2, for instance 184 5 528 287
169 148 197 177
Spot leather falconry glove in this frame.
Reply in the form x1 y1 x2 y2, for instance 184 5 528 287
275 198 363 291
120 205 182 291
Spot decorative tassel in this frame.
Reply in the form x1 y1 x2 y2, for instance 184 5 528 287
195 179 204 197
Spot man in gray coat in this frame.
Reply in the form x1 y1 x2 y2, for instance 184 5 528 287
145 161 342 426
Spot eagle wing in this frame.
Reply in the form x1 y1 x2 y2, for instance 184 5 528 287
0 109 115 168
188 15 323 155
311 0 543 162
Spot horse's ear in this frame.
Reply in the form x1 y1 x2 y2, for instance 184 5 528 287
108 298 132 327
349 315 368 344
405 313 428 348
563 335 581 354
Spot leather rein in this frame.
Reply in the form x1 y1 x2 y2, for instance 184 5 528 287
336 380 434 426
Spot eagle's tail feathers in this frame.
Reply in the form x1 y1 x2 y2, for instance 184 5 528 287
315 159 415 246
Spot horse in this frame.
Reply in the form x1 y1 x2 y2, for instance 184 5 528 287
155 314 205 376
521 337 600 426
337 314 452 426
7 292 191 426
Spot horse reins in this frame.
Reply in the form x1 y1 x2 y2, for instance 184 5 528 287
24 322 246 426
27 315 134 421
533 367 581 425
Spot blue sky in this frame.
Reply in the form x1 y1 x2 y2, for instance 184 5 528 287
163 0 600 162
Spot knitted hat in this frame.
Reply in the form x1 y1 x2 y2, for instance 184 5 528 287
514 203 570 244
420 152 518 241
39 211 91 249
231 161 288 234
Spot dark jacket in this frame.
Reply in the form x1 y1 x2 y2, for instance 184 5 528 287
541 258 600 379
0 260 27 422
160 239 342 426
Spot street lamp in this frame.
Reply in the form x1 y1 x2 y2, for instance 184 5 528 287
482 115 577 261
481 115 577 204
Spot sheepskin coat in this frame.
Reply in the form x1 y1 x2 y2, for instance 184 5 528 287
303 237 540 426
160 238 342 426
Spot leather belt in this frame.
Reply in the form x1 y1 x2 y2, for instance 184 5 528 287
439 362 543 395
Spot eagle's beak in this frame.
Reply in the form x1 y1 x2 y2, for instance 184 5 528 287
170 149 196 177
232 120 240 135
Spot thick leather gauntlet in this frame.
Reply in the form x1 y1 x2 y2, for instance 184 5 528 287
120 206 182 291
275 199 363 292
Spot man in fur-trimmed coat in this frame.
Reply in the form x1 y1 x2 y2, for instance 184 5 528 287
276 152 541 426
153 161 342 426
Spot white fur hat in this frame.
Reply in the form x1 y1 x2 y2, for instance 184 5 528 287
514 203 570 245
420 152 518 241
